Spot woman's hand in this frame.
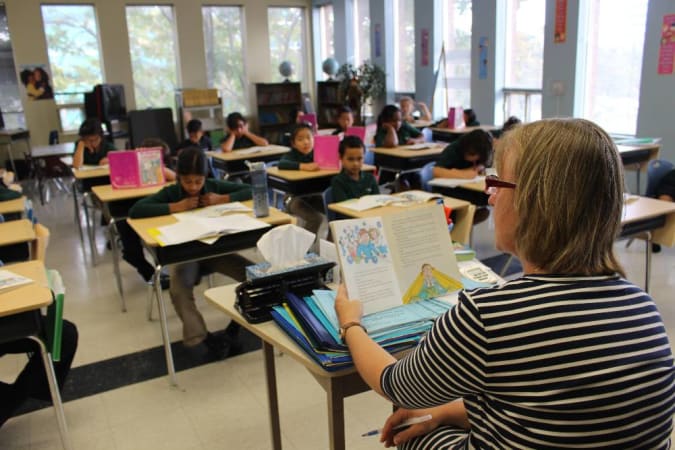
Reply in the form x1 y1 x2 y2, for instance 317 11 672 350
169 196 199 213
199 192 228 206
334 284 363 327
380 408 442 448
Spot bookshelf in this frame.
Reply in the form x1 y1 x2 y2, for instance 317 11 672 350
316 81 342 128
255 82 302 144
175 88 224 142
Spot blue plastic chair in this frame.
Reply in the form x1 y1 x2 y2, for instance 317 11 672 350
322 187 337 221
646 159 674 197
419 161 436 192
422 127 433 142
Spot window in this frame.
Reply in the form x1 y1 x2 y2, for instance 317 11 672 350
202 6 247 114
580 0 647 134
268 7 307 87
126 6 180 113
440 0 472 111
393 0 415 93
317 4 334 64
353 0 371 65
0 4 24 129
41 4 104 131
503 0 545 121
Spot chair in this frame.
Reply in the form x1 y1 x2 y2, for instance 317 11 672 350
322 187 337 221
422 127 433 142
645 159 674 197
419 161 436 192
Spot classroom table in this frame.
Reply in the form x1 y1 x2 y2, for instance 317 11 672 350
266 164 376 197
617 143 661 191
428 176 489 206
370 145 444 179
0 219 36 261
0 195 26 217
0 260 71 449
411 119 434 129
0 128 31 179
72 165 110 264
317 128 337 136
430 125 499 142
207 145 290 179
127 202 294 386
328 195 475 245
92 183 168 310
29 143 74 205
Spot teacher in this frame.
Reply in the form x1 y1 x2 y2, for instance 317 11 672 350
335 118 675 449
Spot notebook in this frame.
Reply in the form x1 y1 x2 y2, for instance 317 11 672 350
313 135 340 170
109 148 165 189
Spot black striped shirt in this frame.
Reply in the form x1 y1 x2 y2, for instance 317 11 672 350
382 274 675 449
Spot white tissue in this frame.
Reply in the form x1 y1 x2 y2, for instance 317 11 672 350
256 224 315 268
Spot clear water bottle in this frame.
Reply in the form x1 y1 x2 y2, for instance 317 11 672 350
248 161 269 218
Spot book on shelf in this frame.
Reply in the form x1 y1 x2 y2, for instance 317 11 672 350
108 148 165 189
330 203 463 315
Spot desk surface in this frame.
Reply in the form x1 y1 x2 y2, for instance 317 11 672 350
0 219 35 246
328 195 470 218
429 177 486 193
0 196 25 215
73 165 110 179
92 183 167 203
267 164 376 181
0 260 51 317
623 196 675 224
411 120 434 128
431 125 499 135
208 146 290 162
31 143 74 159
127 201 293 246
0 129 30 140
370 144 444 158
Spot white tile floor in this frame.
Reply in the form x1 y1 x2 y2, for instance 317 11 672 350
0 190 674 449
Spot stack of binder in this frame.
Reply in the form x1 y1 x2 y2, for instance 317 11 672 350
270 289 453 371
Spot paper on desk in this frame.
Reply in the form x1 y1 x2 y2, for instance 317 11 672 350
338 195 404 211
78 164 108 171
400 143 438 150
256 224 314 267
150 214 269 246
172 202 252 220
0 269 33 292
428 176 485 188
234 145 290 155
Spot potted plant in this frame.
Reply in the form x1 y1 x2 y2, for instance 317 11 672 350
336 62 386 125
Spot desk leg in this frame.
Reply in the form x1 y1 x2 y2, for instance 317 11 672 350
82 192 98 266
4 143 18 180
153 265 177 386
263 341 282 450
326 379 346 450
108 217 126 311
645 231 652 293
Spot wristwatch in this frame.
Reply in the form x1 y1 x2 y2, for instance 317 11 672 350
339 321 367 341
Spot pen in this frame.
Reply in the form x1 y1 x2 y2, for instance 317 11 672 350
361 414 433 437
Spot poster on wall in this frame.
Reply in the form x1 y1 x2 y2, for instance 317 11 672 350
478 37 488 80
374 24 382 58
19 64 54 101
657 14 675 75
421 29 430 66
554 0 567 43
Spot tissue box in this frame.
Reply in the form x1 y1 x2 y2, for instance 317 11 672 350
245 253 333 281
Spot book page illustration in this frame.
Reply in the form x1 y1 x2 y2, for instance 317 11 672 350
138 149 164 185
402 263 462 304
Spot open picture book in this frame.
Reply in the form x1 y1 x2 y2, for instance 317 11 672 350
330 203 463 315
108 147 165 189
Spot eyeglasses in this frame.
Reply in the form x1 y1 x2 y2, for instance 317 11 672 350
485 175 517 195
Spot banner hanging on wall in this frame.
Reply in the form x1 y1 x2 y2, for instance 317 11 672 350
19 64 54 101
657 14 675 75
554 0 567 43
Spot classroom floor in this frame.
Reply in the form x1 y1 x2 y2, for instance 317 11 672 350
0 188 674 450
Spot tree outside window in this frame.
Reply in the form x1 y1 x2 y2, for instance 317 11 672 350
393 0 415 93
202 6 247 114
440 0 472 113
268 7 307 87
353 0 371 66
126 6 180 114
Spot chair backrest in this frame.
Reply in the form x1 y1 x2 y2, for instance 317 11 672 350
646 159 674 197
46 269 65 362
364 148 375 165
322 187 337 221
421 127 433 142
419 161 436 192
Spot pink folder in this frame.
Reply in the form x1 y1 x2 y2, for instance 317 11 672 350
109 147 165 189
345 126 366 142
313 135 340 170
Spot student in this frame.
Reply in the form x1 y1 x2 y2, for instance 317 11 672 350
0 318 78 428
139 137 176 182
220 112 269 152
281 107 305 147
114 138 175 289
652 168 675 253
129 147 252 356
175 119 212 155
279 123 325 237
399 96 431 123
331 106 355 136
72 118 115 169
492 116 522 140
374 104 424 148
463 108 480 127
331 135 379 203
0 184 21 201
433 129 493 180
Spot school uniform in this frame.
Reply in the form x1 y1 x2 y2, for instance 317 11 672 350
436 140 473 170
373 122 422 147
129 180 253 346
219 134 256 150
330 170 379 203
465 119 481 127
0 186 21 201
74 139 116 166
175 136 212 155
278 149 325 237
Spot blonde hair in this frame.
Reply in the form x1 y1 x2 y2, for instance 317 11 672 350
496 118 625 276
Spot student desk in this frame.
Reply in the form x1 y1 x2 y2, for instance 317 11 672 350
0 260 71 449
617 143 661 192
204 283 379 450
328 196 475 245
411 119 434 129
30 143 74 205
428 176 489 206
267 165 376 197
0 128 31 179
430 125 499 142
127 203 294 386
370 145 444 179
317 128 337 135
620 196 675 292
71 165 110 264
207 145 290 179
91 183 168 310
0 195 26 218
0 219 36 261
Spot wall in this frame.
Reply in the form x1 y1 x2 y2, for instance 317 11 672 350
4 0 312 146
